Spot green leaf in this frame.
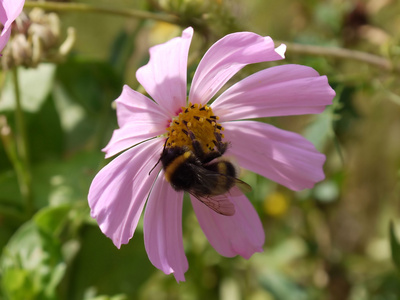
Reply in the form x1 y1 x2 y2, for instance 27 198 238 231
0 64 56 113
67 226 153 299
0 221 66 300
55 58 122 150
31 151 103 208
109 26 141 76
389 221 400 271
34 204 72 237
84 294 128 300
259 270 308 300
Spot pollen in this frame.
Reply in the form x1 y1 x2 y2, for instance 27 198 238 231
166 103 224 153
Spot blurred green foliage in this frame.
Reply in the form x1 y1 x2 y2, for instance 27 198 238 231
1 0 400 299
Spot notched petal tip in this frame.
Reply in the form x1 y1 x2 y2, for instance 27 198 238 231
135 26 193 116
324 75 337 99
275 44 286 58
182 26 194 38
173 271 186 283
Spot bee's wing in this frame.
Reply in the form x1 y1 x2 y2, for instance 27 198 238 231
187 164 250 216
191 192 235 216
233 178 252 195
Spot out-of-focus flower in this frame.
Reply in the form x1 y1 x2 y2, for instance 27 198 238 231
263 192 290 217
0 0 25 53
1 8 75 69
88 27 335 281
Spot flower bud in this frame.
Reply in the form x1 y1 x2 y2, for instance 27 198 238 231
1 8 75 70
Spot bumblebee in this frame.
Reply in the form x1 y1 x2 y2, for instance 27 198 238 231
159 128 251 216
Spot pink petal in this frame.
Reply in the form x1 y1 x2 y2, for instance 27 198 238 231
0 0 24 28
0 27 11 53
0 0 25 52
115 85 170 128
136 27 193 116
223 121 326 191
191 188 264 258
88 138 164 248
102 85 169 158
212 64 336 121
189 32 285 105
144 172 188 282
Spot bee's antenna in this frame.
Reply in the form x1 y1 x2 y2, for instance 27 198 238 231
148 138 169 175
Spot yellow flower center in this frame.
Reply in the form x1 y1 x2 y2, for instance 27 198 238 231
166 103 224 153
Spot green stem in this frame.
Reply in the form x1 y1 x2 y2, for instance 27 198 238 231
12 68 34 218
24 1 180 24
0 118 26 220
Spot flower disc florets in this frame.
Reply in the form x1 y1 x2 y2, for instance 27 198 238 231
166 103 224 153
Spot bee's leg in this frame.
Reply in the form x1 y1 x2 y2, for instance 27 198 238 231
148 137 169 175
214 132 228 155
182 128 222 163
202 150 224 164
182 129 205 157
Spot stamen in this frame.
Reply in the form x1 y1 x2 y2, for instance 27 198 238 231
206 119 215 125
165 103 225 154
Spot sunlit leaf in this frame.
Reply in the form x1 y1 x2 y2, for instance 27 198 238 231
0 64 56 113
84 294 128 300
259 270 308 300
34 204 72 237
0 221 66 300
67 226 153 299
389 221 400 271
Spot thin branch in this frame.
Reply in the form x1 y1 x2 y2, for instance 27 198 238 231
279 41 398 73
24 1 180 25
12 68 34 217
24 1 398 73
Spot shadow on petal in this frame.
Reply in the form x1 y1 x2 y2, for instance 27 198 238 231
191 187 264 259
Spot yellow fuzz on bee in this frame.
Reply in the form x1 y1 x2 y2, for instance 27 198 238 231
166 103 224 153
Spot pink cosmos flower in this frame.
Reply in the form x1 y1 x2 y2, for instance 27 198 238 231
88 27 335 282
0 0 25 53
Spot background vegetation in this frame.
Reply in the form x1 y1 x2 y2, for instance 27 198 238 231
1 0 400 299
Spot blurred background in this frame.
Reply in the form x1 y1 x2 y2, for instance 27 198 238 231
1 0 400 299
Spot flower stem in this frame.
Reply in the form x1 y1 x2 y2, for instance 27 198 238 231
24 1 180 24
12 68 34 218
